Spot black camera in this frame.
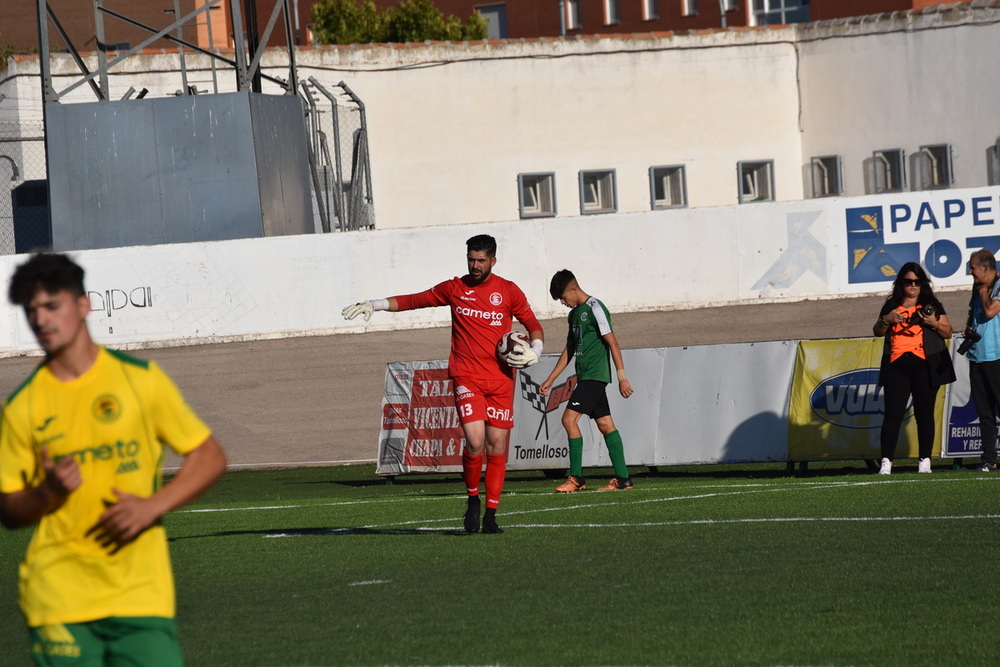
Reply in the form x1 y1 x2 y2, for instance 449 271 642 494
908 303 936 324
959 329 982 356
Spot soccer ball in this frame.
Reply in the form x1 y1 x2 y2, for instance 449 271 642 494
497 331 530 357
497 331 536 368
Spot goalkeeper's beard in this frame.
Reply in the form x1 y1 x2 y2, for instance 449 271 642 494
469 267 492 284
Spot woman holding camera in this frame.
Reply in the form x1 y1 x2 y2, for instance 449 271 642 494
873 262 955 474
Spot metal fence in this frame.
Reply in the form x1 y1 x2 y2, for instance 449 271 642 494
300 78 375 233
0 121 49 256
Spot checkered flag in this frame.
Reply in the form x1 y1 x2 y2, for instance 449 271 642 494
519 370 548 412
519 370 577 440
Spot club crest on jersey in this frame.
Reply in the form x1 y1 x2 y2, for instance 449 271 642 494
93 395 122 423
489 292 503 306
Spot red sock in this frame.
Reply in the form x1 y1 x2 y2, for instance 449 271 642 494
463 451 483 496
485 453 507 509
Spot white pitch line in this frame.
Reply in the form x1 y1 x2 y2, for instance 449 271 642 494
496 514 1000 529
177 475 1000 525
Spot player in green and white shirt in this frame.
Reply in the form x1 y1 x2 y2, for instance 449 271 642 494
539 270 634 492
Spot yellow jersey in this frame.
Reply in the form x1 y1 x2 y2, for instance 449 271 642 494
0 347 211 627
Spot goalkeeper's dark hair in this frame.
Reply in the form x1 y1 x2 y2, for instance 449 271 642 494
466 234 497 258
550 269 576 300
9 253 86 307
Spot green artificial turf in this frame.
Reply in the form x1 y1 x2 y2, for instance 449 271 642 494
2 462 998 666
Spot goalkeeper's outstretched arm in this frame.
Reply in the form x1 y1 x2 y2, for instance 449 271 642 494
342 289 447 322
341 298 404 322
342 298 390 322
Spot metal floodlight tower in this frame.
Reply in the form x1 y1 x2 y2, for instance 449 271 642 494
34 0 299 104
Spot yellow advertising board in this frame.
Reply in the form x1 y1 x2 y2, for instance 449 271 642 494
787 338 941 460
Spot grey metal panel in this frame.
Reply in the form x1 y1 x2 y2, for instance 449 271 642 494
49 99 162 250
46 91 312 252
152 93 263 243
248 93 312 237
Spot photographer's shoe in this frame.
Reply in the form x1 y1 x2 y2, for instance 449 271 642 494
878 458 892 475
974 462 998 472
918 458 932 474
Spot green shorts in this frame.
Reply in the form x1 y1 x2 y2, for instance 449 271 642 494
29 617 182 667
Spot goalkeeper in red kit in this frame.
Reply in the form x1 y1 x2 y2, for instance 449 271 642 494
343 234 544 534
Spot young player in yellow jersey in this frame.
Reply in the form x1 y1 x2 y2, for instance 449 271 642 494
0 253 228 667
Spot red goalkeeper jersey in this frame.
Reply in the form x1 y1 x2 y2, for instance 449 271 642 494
392 273 542 381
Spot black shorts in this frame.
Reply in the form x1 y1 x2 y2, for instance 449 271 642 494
566 380 611 419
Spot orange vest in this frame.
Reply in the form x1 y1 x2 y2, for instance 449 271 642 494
888 305 926 362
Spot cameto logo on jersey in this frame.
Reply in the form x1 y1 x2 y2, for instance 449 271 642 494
809 369 903 429
55 440 141 464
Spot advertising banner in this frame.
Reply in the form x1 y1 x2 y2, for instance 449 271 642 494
787 338 945 460
510 350 665 470
842 186 1000 290
376 350 667 475
377 337 972 475
942 341 1000 459
377 360 466 475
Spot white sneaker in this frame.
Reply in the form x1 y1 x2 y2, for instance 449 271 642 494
878 458 892 475
918 458 932 473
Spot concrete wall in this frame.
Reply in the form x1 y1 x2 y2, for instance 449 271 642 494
2 183 997 356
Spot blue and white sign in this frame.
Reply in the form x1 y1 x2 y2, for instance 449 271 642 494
846 188 1000 285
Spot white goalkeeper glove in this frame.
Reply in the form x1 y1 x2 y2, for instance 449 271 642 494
505 339 542 369
342 299 388 322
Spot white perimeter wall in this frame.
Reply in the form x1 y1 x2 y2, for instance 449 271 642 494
1 183 997 355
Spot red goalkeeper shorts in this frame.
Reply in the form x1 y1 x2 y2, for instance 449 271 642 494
452 375 515 429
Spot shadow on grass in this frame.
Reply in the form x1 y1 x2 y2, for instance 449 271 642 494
289 469 567 488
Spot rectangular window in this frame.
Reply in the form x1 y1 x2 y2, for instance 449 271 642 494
682 0 699 17
643 0 659 21
475 3 508 39
723 0 739 10
751 0 809 26
518 173 556 218
738 160 775 203
604 0 620 24
989 138 1000 187
566 0 582 29
649 165 687 209
917 144 953 190
873 149 905 193
579 169 617 215
810 155 843 198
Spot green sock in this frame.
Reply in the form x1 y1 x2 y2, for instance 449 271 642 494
604 430 629 479
568 437 583 477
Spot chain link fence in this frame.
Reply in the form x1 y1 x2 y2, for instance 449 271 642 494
0 121 50 256
300 78 375 232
